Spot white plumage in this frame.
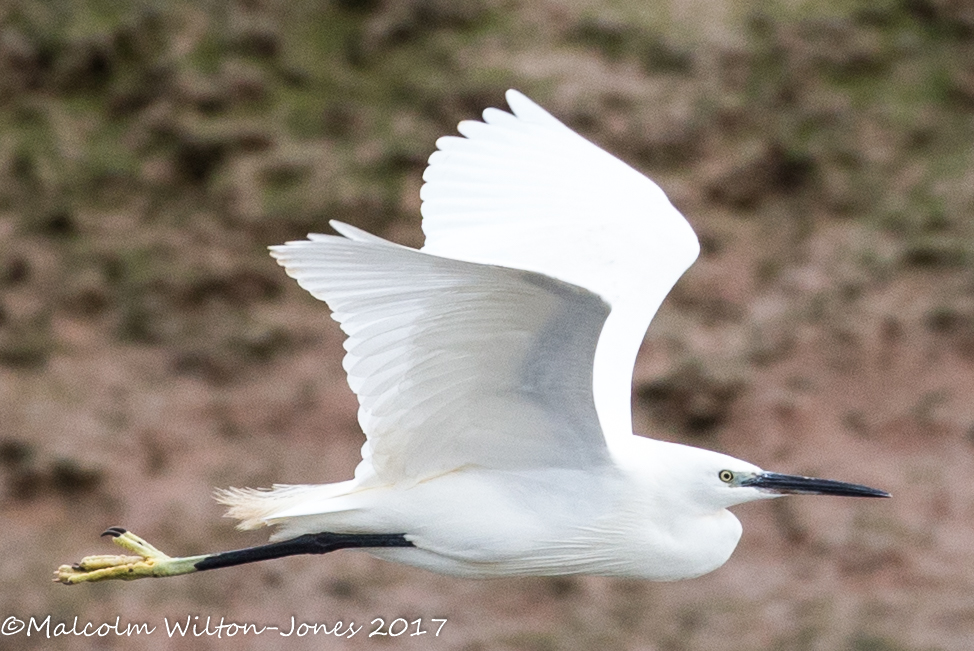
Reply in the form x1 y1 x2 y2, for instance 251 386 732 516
211 90 887 581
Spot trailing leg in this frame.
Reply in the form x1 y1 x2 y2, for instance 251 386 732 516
54 527 413 584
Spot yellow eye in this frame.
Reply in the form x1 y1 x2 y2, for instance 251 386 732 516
719 470 734 483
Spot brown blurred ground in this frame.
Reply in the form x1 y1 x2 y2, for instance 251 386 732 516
2 0 974 649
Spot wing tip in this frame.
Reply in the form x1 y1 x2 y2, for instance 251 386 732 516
267 223 399 262
504 88 563 128
505 88 526 107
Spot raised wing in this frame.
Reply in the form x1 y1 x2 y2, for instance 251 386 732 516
420 89 700 443
270 223 612 485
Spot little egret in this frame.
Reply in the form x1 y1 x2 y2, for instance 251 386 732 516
56 90 888 585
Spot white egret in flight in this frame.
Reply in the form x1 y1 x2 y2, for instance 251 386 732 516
56 90 887 585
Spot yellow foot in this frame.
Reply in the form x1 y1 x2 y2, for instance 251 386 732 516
55 527 203 584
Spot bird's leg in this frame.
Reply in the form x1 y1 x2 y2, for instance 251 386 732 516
54 527 413 584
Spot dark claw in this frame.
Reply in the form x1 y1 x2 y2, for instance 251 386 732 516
101 526 127 538
72 563 83 571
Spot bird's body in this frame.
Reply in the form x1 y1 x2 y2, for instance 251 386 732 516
55 90 887 586
224 436 748 580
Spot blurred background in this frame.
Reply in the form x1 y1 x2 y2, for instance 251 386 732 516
2 0 973 649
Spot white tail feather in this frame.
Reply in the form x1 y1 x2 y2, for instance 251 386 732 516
214 483 354 531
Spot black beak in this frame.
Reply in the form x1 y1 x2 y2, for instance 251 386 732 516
742 472 890 498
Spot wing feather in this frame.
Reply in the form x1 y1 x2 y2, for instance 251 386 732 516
421 89 700 444
270 230 612 485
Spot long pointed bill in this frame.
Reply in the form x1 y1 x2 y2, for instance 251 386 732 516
742 472 890 498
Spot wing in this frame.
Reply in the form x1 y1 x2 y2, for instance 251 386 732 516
420 89 700 443
270 223 612 485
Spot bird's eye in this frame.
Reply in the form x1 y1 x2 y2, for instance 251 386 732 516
719 470 734 483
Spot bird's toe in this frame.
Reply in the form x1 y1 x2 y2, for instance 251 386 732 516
54 530 173 584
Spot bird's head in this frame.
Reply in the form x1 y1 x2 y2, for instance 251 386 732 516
657 443 890 511
711 465 891 510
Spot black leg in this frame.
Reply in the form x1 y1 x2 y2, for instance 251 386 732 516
192 532 414 572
